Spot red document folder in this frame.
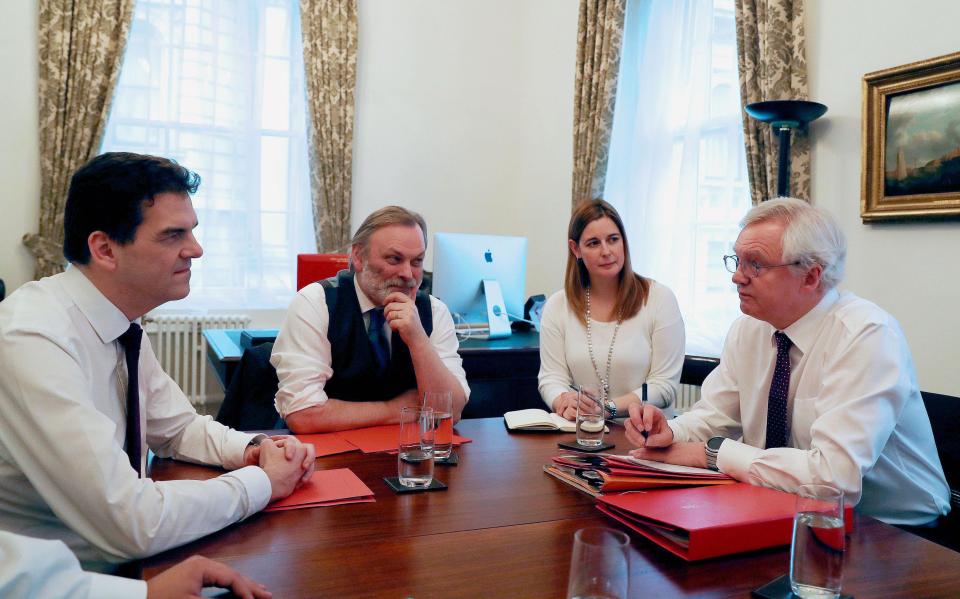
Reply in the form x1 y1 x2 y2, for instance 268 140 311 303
597 483 852 561
336 424 472 454
296 433 359 457
265 468 375 512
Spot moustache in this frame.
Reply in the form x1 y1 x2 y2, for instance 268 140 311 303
380 277 417 290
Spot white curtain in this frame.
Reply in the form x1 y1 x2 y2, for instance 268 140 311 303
603 0 751 357
101 0 315 310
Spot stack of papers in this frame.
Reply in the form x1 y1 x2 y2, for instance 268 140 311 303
296 426 472 456
265 468 375 512
545 454 734 496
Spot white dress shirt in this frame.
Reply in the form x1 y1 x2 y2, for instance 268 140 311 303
0 531 145 599
537 281 685 417
0 267 272 570
669 288 950 525
271 276 470 418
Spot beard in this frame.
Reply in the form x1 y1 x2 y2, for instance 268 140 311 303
357 265 419 305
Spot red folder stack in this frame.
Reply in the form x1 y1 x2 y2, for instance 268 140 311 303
597 483 853 561
546 454 735 495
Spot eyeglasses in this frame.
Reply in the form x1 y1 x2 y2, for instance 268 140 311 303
723 254 801 278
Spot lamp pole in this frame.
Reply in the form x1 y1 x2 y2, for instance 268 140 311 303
744 100 828 199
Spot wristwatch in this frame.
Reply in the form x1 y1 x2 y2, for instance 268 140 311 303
705 436 725 472
603 400 618 418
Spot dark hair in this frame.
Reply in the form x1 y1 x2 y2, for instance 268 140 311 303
63 152 201 264
564 199 649 324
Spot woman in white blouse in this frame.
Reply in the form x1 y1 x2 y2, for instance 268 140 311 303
538 200 685 421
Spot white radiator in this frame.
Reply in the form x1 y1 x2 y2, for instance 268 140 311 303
143 313 251 407
675 384 702 414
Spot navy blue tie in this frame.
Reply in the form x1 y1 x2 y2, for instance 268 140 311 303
367 308 389 377
764 331 792 449
118 323 143 476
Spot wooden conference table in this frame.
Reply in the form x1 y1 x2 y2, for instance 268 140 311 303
145 419 960 598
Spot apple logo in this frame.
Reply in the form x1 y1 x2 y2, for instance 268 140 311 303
484 249 493 263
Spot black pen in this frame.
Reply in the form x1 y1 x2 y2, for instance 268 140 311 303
640 382 649 438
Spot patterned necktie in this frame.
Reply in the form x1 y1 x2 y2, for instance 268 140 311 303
367 308 390 377
118 323 143 476
764 331 793 449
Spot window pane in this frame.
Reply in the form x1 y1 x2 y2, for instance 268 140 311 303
101 0 314 310
604 0 751 357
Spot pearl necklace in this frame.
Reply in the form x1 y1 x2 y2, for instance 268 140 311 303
585 287 622 402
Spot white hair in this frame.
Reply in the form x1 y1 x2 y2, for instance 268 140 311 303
740 197 846 290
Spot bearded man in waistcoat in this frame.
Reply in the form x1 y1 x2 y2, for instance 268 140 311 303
271 206 469 432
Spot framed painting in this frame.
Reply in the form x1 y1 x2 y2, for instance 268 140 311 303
862 51 960 221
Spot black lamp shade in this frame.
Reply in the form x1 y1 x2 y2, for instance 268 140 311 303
744 100 827 127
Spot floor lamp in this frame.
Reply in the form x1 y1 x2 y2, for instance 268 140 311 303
744 100 828 198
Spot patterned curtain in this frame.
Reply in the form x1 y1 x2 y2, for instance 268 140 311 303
571 0 626 208
300 0 357 253
24 0 134 279
735 0 810 204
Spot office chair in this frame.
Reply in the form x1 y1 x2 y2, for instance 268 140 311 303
296 254 350 291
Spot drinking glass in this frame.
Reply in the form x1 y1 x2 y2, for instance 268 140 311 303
790 484 845 599
576 385 605 447
422 391 454 459
566 527 630 599
397 407 435 488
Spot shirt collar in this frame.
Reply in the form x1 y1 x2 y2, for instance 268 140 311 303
353 274 378 314
61 265 138 344
781 287 840 357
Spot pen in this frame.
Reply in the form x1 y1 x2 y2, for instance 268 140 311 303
640 382 649 438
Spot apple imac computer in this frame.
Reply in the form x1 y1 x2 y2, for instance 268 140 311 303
431 232 527 339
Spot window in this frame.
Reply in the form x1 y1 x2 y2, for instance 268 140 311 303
603 0 751 356
101 0 315 310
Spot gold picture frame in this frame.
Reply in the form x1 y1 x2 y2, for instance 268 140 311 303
862 51 960 221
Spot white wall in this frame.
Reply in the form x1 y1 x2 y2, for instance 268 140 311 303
807 0 959 395
0 0 39 294
353 0 577 300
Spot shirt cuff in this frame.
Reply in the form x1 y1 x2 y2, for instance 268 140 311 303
88 572 147 599
716 438 763 480
226 465 273 517
222 431 262 471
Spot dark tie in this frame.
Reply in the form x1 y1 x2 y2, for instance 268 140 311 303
764 331 793 449
118 323 143 476
367 308 389 377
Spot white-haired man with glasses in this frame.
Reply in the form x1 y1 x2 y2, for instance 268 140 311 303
625 197 949 527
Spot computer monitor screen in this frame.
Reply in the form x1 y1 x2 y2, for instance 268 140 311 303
432 232 527 328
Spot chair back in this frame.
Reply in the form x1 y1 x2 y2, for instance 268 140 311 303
680 355 720 387
297 253 350 291
216 342 282 431
921 391 960 507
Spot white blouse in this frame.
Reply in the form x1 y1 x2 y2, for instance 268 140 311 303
537 280 685 417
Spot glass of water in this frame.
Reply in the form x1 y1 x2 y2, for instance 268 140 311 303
576 385 605 447
397 407 435 488
566 527 630 599
790 484 845 599
422 391 454 459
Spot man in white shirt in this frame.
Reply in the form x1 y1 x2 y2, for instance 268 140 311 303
625 197 950 526
271 206 469 433
0 152 315 570
0 531 270 598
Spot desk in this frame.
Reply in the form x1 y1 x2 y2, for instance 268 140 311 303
204 329 543 417
145 419 960 598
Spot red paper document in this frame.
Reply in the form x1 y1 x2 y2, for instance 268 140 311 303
337 424 472 453
265 468 375 512
296 433 359 457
